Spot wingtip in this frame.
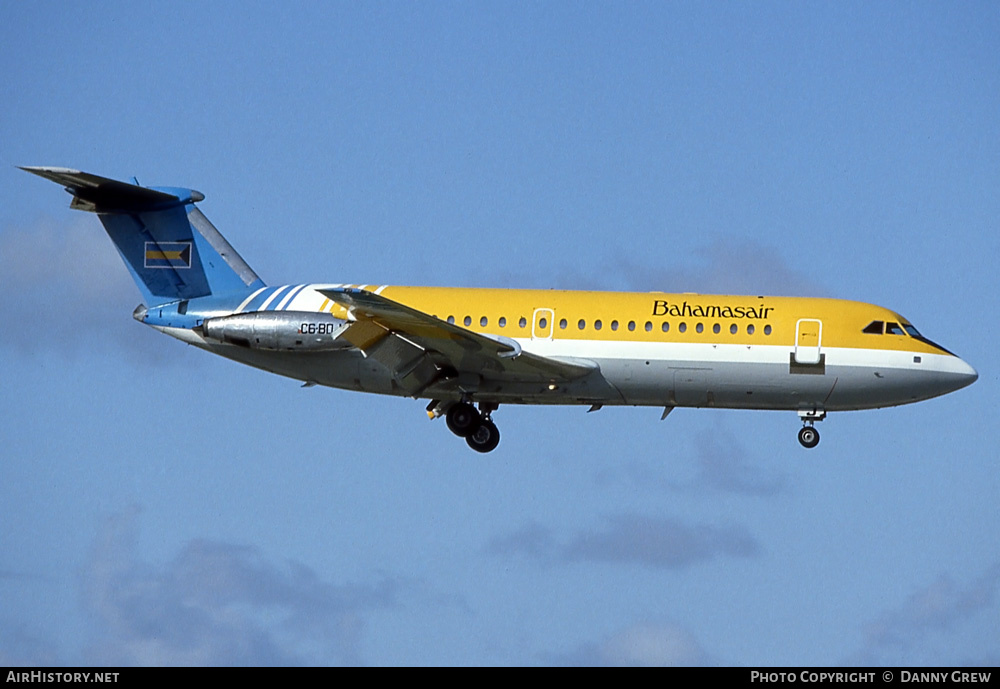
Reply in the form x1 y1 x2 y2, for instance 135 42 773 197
20 165 84 181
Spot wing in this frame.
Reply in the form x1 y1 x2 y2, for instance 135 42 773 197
318 287 597 396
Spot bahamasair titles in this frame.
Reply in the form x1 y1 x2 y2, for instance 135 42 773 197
25 167 977 453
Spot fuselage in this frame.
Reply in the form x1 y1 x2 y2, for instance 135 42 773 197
144 284 978 415
26 166 978 452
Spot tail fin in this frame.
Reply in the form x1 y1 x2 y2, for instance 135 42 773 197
22 167 264 305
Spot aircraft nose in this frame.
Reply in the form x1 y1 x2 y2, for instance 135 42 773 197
955 357 978 389
937 355 978 395
917 354 978 401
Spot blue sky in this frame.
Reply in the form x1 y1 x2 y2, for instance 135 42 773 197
1 2 998 666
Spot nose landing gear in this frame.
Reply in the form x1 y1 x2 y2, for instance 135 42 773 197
797 408 825 449
797 425 820 449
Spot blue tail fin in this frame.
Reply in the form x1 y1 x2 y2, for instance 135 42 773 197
22 167 264 305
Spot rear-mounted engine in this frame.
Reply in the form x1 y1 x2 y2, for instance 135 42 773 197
202 312 352 351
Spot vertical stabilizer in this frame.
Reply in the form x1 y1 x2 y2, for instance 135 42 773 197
21 166 264 305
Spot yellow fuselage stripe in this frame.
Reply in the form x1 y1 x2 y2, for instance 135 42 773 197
371 286 945 356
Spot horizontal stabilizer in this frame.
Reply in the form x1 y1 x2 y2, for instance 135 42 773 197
20 166 202 212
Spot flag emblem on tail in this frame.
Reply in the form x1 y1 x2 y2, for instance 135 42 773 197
144 241 192 269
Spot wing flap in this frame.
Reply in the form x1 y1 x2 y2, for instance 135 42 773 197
341 319 390 351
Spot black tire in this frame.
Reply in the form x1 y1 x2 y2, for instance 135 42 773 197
798 426 820 449
466 418 500 453
446 402 481 438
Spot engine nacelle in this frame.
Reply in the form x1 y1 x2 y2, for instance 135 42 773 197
202 311 352 351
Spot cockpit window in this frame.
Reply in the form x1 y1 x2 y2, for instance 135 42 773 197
886 322 904 335
905 324 956 355
863 320 884 334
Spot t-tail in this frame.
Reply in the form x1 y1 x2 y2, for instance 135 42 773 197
21 167 264 306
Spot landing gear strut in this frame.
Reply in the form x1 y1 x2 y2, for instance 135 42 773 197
442 401 501 453
797 408 825 449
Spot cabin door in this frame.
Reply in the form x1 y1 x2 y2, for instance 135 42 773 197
794 319 823 365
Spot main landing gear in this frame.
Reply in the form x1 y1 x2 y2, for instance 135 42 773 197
444 401 501 453
797 408 825 449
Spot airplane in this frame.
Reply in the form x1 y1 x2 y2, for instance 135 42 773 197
23 166 978 453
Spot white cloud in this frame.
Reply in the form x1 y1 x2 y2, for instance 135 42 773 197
481 239 826 297
546 621 714 666
562 514 759 567
0 218 188 364
81 507 401 666
593 427 787 498
849 561 1000 666
690 429 787 497
487 514 759 569
637 240 828 297
0 625 61 667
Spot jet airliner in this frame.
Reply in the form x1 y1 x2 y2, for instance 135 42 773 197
24 167 978 453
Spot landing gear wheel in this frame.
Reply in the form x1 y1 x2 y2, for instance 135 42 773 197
798 426 820 449
446 402 481 437
466 418 500 453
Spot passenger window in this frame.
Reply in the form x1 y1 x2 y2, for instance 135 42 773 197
464 316 472 326
661 322 669 332
519 317 527 328
886 322 904 335
559 318 567 329
539 317 547 328
595 320 603 331
499 317 506 328
747 324 755 335
447 316 455 325
480 316 488 327
679 323 687 333
764 325 772 335
578 319 586 330
645 321 652 332
730 324 737 334
695 323 704 333
611 320 619 331
863 320 884 334
713 323 720 334
628 321 636 331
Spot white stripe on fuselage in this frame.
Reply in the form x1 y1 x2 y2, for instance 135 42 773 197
515 336 951 373
234 286 268 314
258 285 289 311
275 284 306 310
